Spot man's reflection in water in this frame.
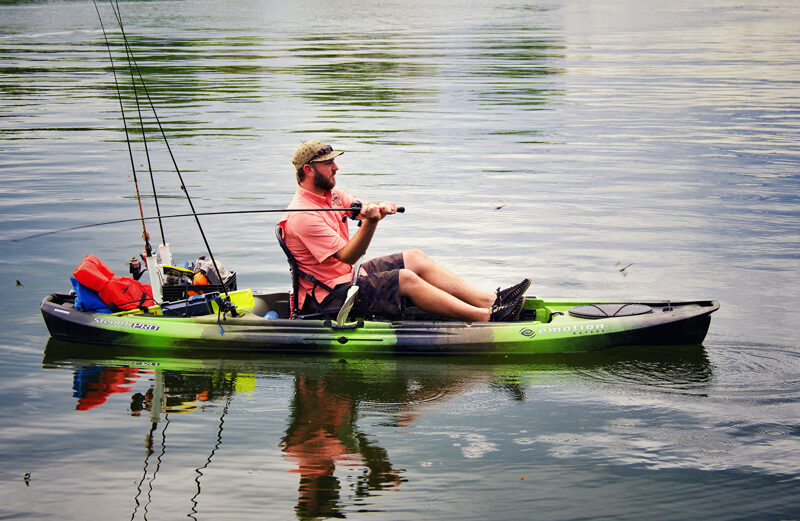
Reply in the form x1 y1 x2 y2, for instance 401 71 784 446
280 376 403 519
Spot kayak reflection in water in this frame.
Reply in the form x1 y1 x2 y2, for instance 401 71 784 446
280 375 404 520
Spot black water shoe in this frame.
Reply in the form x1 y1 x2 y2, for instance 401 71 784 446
494 278 531 307
490 295 525 322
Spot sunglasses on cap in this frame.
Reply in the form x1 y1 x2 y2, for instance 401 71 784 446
308 145 333 164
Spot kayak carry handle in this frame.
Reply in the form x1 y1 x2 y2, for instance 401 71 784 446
324 320 365 332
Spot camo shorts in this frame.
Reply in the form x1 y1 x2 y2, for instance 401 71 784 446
355 253 405 318
305 253 405 319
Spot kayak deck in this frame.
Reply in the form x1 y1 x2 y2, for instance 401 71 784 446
41 291 720 355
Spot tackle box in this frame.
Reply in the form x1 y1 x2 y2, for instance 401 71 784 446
161 272 237 302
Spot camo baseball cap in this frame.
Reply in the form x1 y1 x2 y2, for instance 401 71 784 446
291 140 343 169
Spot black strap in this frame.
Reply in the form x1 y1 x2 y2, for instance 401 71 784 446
301 279 351 320
297 269 338 295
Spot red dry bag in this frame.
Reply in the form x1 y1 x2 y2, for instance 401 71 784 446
99 276 155 310
72 254 115 291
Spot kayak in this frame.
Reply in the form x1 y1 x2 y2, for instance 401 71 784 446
31 11 720 358
41 289 719 355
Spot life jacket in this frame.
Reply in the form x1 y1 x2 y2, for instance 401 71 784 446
72 254 155 311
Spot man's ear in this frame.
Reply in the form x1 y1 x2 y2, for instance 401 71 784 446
302 163 315 179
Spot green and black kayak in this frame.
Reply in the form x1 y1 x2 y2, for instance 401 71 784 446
41 288 719 355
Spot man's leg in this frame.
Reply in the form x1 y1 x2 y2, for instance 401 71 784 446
357 252 525 322
398 269 491 322
402 249 495 308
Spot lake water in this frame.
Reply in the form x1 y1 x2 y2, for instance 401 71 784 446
1 0 799 519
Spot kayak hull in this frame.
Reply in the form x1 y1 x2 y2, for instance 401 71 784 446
41 292 719 355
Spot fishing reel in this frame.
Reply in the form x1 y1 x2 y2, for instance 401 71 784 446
129 256 145 281
342 200 363 227
215 294 240 318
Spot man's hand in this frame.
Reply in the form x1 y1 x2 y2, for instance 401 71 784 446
357 200 398 221
360 203 383 222
378 201 398 216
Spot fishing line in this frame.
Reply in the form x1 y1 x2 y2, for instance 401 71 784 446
91 0 152 255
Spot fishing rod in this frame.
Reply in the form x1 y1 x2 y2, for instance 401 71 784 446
106 0 166 247
91 0 153 254
14 205 405 242
105 0 228 264
90 0 236 303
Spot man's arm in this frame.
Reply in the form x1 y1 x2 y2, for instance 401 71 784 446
334 202 387 265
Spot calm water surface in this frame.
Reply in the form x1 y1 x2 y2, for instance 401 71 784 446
1 0 799 519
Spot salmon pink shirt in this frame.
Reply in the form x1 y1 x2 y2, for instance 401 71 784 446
281 186 357 309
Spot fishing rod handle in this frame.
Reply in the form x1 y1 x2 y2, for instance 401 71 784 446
343 202 404 222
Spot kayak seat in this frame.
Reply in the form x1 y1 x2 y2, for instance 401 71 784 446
275 223 355 321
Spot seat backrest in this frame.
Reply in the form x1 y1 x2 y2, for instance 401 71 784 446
275 223 300 317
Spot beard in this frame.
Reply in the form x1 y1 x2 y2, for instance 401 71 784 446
312 167 335 191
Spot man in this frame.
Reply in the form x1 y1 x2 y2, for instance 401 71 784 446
281 139 530 322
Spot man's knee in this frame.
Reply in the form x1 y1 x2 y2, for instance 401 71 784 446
402 248 430 270
398 268 423 296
